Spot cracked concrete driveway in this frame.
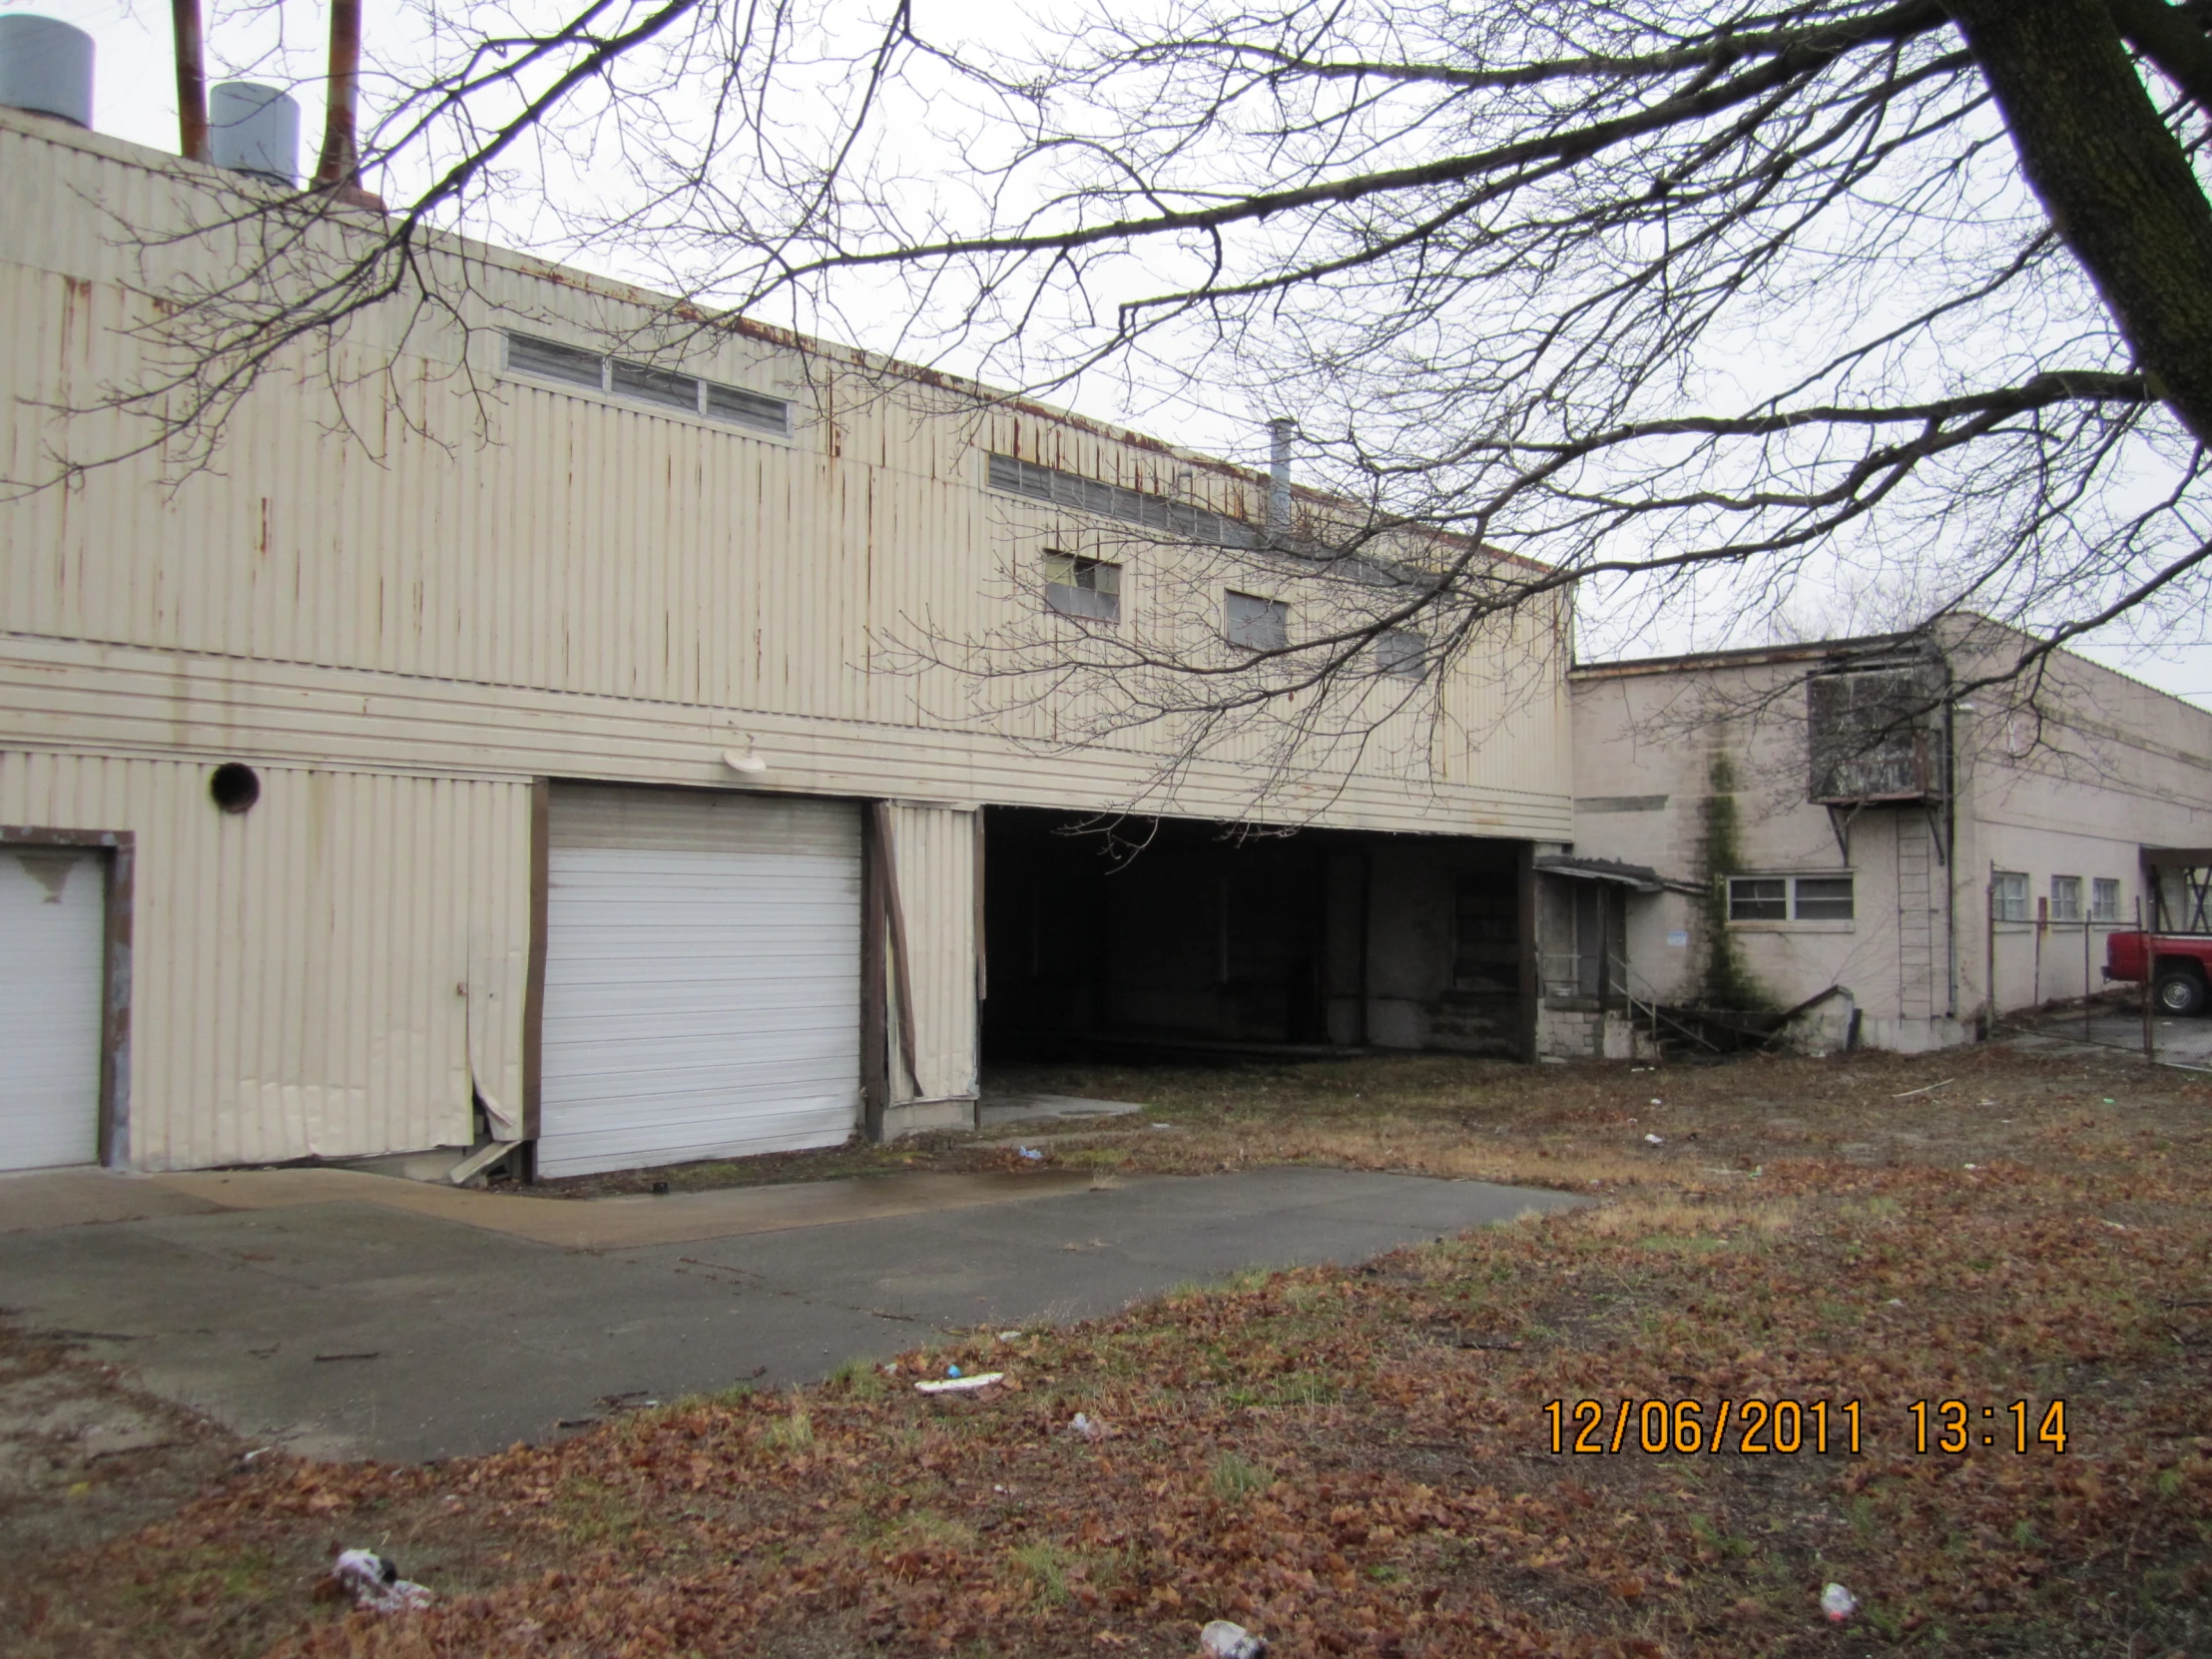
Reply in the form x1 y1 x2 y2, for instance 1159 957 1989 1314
0 1167 1579 1462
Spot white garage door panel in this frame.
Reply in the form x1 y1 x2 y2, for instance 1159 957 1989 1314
0 848 105 1171
538 793 862 1179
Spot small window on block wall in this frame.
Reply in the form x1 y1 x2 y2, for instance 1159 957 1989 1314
1993 871 2029 922
2092 877 2121 922
2050 875 2082 922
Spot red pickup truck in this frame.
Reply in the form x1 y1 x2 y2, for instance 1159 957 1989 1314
2105 932 2212 1015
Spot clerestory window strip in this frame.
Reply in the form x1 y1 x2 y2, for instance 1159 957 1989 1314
505 332 791 435
987 451 1256 548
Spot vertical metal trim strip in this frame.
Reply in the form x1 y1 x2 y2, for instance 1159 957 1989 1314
521 777 549 1161
871 801 921 1097
860 804 889 1140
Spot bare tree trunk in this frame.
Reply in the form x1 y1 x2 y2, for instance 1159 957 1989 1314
172 0 207 163
1947 0 2212 446
313 0 360 188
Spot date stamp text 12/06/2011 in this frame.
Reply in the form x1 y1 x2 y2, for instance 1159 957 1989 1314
1542 1398 2069 1455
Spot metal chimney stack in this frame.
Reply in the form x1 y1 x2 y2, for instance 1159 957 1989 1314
0 15 95 129
1267 418 1296 541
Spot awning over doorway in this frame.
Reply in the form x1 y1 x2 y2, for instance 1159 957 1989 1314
1533 854 1702 896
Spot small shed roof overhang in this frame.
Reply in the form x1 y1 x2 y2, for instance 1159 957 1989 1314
1533 854 1703 897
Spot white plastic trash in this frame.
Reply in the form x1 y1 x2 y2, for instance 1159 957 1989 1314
1200 1618 1269 1658
1644 1133 1665 1145
1821 1582 1858 1622
914 1372 1004 1393
331 1548 432 1613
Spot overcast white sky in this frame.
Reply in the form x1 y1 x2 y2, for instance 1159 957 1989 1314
12 0 2212 710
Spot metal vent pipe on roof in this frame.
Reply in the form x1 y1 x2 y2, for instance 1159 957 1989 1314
1267 418 1296 539
0 15 95 129
210 81 299 186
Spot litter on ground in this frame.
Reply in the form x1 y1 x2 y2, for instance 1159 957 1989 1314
327 1549 432 1614
914 1373 1005 1394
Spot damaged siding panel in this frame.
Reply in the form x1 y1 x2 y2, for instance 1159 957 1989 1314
887 802 979 1103
0 751 530 1169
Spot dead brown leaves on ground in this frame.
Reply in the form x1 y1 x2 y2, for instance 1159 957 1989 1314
5 1045 2210 1658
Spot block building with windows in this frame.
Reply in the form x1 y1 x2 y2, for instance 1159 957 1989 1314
1557 620 2212 1054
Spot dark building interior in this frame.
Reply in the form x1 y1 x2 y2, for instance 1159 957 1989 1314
980 807 1529 1062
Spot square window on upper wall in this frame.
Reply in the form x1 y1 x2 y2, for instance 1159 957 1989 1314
1994 871 2029 922
1376 628 1425 680
1043 552 1121 623
1225 591 1289 651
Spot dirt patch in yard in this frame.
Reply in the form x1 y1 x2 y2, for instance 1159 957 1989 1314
0 1329 243 1561
5 1045 2208 1657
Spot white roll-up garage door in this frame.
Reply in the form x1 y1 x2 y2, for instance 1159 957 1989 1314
538 786 862 1179
0 847 105 1171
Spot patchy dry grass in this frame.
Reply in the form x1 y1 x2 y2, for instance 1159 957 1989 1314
5 1044 2210 1657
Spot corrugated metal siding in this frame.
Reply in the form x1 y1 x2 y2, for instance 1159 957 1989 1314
0 113 1575 838
887 802 978 1102
0 751 530 1169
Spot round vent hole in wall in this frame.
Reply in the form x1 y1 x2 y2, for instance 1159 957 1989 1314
210 763 262 814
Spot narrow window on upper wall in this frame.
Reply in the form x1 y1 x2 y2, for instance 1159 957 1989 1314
1727 877 1788 921
1225 591 1289 651
1993 871 2029 922
1043 552 1121 623
2050 875 2082 922
707 380 792 434
610 358 701 413
503 330 792 434
2092 877 2122 922
1375 628 1426 680
506 331 606 389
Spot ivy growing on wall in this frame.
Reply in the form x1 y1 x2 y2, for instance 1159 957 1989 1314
1699 752 1772 1011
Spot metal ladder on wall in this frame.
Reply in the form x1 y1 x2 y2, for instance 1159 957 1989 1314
1897 814 1937 1023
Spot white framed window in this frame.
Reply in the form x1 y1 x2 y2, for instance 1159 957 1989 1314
1375 628 1425 680
1225 591 1289 650
1993 871 2029 922
1727 873 1855 924
1727 876 1788 922
2050 875 2082 923
503 331 791 435
1042 552 1121 623
2092 877 2122 923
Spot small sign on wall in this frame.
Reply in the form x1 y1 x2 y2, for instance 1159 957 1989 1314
1667 929 1689 947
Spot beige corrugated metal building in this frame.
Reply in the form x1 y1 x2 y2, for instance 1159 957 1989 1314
0 105 1573 1176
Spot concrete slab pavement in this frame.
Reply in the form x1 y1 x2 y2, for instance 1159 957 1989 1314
2006 1008 2212 1069
1 1165 1096 1244
0 1167 1580 1463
